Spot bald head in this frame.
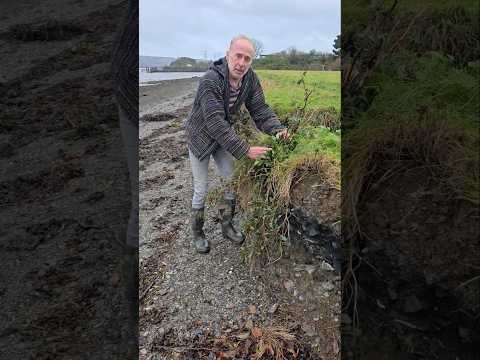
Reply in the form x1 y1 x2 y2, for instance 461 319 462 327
226 35 255 82
229 35 255 53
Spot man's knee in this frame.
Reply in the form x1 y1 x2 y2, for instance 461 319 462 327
194 187 208 199
216 159 234 180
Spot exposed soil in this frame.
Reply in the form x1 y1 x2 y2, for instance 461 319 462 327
343 165 480 359
0 1 136 358
139 79 341 359
291 172 340 226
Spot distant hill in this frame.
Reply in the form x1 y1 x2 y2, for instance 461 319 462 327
139 56 176 68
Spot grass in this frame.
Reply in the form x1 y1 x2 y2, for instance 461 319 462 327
255 70 341 117
344 0 479 21
360 51 480 126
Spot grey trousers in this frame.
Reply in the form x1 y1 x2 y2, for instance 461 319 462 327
189 148 235 209
119 107 139 247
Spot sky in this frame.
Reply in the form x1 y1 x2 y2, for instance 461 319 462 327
140 0 341 59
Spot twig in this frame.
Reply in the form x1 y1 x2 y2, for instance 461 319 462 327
140 280 156 301
393 319 426 331
455 275 480 291
156 345 215 352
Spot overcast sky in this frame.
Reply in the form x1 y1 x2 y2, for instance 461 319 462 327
140 0 340 59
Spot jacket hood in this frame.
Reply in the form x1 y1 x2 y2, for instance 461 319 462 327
209 57 228 78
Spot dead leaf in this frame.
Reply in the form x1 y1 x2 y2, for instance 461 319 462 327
248 305 257 314
287 347 298 356
251 327 263 338
214 336 228 345
218 350 236 359
266 344 274 355
245 319 254 329
236 332 250 340
268 303 278 314
332 337 339 354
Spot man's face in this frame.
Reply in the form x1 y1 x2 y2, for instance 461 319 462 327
226 39 254 81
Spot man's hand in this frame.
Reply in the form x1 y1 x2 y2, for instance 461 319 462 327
275 129 291 140
247 146 272 160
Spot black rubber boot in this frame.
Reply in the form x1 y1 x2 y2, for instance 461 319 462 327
191 208 210 253
218 198 245 245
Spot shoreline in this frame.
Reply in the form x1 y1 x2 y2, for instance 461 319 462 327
139 75 203 87
139 77 200 117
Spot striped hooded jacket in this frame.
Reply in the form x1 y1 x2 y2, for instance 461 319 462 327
111 0 138 127
184 57 285 161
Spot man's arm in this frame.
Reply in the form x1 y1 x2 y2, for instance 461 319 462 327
199 77 250 159
244 72 285 135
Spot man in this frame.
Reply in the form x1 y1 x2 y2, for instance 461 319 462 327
111 0 138 349
112 0 138 250
184 35 289 254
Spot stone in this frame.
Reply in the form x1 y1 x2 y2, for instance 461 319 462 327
321 281 335 292
192 329 203 338
319 261 335 271
305 265 317 275
301 323 316 337
341 314 352 325
284 280 294 292
387 288 398 300
306 222 321 237
458 327 471 341
268 303 279 314
403 295 424 313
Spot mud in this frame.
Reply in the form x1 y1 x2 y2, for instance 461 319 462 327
0 1 136 358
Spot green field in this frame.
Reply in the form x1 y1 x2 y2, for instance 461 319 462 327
254 70 341 117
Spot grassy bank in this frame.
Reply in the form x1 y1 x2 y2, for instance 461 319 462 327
229 69 341 266
342 1 480 236
256 70 341 117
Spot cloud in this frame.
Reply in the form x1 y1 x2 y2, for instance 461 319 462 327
140 0 340 58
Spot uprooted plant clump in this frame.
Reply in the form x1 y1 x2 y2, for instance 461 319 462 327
207 326 312 360
150 324 316 360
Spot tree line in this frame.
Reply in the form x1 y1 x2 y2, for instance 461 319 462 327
252 48 340 71
159 35 341 72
